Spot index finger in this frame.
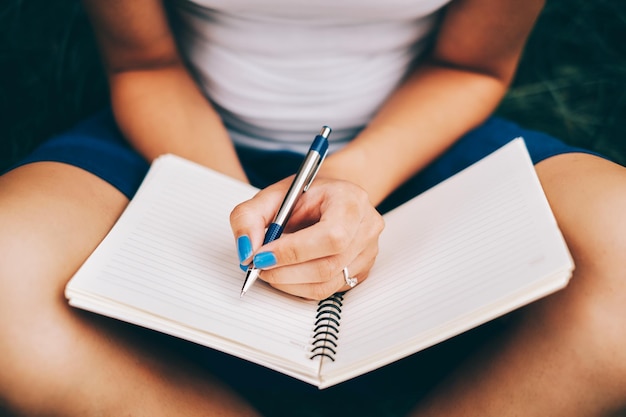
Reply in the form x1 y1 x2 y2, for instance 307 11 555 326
229 179 292 252
257 189 364 267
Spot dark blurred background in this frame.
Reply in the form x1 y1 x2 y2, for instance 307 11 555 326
1 0 107 170
1 0 625 172
497 0 626 164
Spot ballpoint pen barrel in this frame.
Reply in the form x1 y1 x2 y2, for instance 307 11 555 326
239 126 330 297
272 128 329 228
273 154 323 226
263 223 284 244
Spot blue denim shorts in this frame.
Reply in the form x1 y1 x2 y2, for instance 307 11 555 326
3 110 606 405
7 109 601 212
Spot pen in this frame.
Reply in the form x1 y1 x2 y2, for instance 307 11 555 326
240 126 331 297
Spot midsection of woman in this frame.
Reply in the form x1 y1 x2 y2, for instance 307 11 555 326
172 0 452 152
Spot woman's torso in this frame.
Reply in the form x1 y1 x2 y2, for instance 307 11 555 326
172 0 452 152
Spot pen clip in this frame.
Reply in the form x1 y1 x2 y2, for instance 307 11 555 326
303 149 328 192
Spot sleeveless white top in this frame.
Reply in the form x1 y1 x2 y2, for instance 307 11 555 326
174 0 452 153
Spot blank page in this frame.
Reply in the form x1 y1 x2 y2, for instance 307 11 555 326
321 139 573 386
66 155 320 379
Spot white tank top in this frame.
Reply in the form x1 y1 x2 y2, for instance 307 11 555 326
173 0 452 153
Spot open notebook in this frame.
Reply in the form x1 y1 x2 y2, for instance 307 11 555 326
65 138 573 389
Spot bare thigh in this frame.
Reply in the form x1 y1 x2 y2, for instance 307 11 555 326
0 162 125 411
535 152 626 269
0 162 258 416
409 152 626 417
536 152 626 411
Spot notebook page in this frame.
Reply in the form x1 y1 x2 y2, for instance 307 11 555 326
320 139 573 386
66 155 320 378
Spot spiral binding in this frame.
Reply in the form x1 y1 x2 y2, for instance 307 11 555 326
309 292 344 362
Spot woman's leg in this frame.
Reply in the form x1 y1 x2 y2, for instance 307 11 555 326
410 153 626 416
0 165 259 413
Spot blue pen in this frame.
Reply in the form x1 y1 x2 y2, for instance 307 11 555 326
240 126 331 297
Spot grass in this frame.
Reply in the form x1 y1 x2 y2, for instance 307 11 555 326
1 0 625 416
497 0 626 164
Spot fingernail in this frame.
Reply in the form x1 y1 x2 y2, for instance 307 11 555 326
240 263 249 272
253 252 277 269
237 235 253 263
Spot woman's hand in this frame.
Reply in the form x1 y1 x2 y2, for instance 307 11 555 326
230 176 385 300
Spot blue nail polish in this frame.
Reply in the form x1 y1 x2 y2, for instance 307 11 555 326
253 252 277 269
240 263 249 272
237 235 253 263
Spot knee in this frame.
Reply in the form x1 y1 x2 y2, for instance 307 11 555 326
563 186 626 270
555 171 626 326
538 154 626 271
554 215 626 389
536 182 626 378
567 219 626 352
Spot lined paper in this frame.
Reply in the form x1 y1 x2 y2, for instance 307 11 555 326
66 155 320 376
321 139 573 386
66 139 573 389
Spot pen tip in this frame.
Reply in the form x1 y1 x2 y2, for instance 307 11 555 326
240 290 246 298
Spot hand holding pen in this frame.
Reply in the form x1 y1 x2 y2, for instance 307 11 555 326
230 126 385 300
239 126 330 297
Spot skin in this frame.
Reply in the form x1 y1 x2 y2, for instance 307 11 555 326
232 0 545 298
1 0 626 415
411 153 626 416
0 163 260 416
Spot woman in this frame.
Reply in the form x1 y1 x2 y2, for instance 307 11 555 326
1 0 626 415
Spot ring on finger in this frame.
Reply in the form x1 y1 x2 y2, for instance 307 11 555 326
342 267 358 288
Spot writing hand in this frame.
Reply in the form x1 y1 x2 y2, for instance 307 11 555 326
230 176 385 300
